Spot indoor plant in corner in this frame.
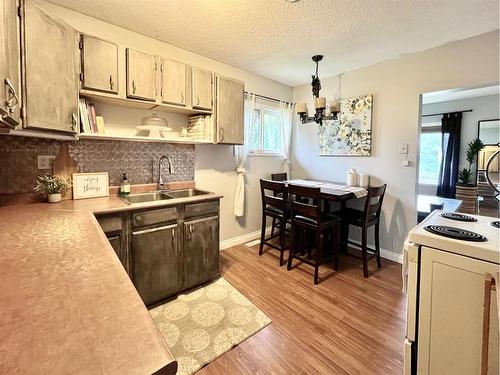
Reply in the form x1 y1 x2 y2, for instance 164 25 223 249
455 139 484 214
34 175 72 203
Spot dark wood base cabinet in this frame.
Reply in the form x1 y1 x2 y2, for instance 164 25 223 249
96 198 220 306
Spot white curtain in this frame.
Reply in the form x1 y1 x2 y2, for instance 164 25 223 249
234 93 255 217
280 101 294 177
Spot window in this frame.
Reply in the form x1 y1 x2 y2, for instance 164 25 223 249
249 105 282 155
418 129 442 185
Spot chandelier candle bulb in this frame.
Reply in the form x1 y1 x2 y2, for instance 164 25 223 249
315 97 326 109
296 102 308 114
330 100 340 113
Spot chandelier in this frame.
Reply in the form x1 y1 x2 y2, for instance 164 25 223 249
296 55 340 125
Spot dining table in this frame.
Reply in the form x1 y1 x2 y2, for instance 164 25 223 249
285 179 369 252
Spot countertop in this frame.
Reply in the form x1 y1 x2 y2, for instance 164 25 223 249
0 188 222 374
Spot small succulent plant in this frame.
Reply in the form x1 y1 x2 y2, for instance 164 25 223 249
34 175 72 194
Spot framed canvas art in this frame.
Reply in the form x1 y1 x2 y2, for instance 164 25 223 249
318 94 372 156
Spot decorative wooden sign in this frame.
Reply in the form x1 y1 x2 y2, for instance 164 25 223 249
72 172 109 200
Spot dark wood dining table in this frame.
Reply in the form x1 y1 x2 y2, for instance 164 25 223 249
285 179 368 252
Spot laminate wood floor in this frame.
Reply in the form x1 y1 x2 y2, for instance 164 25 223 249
198 243 405 375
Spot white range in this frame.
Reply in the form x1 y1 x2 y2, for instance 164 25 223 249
404 210 499 375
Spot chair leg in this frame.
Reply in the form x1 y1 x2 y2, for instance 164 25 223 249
333 223 340 271
279 218 286 266
271 218 276 237
259 214 266 256
287 223 296 271
361 226 368 278
314 231 322 285
375 223 382 268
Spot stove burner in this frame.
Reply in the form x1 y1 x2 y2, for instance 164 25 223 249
440 212 477 222
424 225 487 242
491 221 500 229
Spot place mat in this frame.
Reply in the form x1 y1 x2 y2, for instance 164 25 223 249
150 278 272 375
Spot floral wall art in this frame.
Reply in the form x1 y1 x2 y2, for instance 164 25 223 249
318 94 373 156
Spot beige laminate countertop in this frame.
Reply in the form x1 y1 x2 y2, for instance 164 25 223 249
0 190 222 374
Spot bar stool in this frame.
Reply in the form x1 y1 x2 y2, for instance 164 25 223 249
287 184 340 285
270 173 288 236
346 184 387 278
259 179 289 266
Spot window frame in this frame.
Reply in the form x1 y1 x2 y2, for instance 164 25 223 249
418 125 442 186
248 103 284 157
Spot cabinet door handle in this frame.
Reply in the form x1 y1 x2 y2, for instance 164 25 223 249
171 228 175 241
187 224 194 240
219 128 224 142
5 78 19 113
132 80 136 94
481 273 498 375
71 113 78 131
109 75 114 91
181 92 184 103
196 95 200 106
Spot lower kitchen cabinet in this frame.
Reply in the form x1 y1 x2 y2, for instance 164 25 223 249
131 224 182 306
96 199 220 307
184 215 219 290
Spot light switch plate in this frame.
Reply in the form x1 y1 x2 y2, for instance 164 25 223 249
38 155 56 170
399 143 408 154
401 160 409 166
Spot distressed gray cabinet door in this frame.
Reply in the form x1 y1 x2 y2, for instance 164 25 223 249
216 75 244 145
126 48 156 101
22 0 79 133
131 224 181 306
81 35 118 94
0 0 21 128
161 58 186 106
192 67 212 110
184 215 219 290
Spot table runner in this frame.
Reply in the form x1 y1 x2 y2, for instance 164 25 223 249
286 179 368 198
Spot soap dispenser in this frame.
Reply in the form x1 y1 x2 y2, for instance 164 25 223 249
120 173 130 196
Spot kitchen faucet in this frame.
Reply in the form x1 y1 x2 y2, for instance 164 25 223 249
158 155 175 190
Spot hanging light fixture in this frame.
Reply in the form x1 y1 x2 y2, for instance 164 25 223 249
296 55 340 125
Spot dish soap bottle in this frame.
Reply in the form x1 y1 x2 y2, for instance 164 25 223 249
120 173 130 196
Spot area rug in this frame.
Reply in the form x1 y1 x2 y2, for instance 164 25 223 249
150 277 272 375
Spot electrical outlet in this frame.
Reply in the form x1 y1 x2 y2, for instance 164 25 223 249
38 155 56 170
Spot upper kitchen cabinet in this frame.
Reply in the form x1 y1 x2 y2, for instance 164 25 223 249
126 48 156 102
21 0 79 133
192 66 212 110
80 35 118 94
215 75 244 144
160 58 186 107
0 0 21 128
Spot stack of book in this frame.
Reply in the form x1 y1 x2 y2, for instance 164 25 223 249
187 115 211 140
79 98 105 135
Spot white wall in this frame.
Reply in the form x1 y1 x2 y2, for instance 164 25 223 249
41 2 293 242
292 31 499 255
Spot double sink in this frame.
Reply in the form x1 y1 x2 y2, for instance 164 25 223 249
121 188 209 205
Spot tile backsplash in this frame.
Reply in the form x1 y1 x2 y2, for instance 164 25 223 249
0 136 195 194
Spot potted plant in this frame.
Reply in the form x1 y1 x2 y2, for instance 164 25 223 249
34 175 72 203
455 139 484 214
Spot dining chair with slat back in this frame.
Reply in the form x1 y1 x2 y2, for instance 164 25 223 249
346 184 387 278
270 173 289 236
287 184 340 285
259 179 289 266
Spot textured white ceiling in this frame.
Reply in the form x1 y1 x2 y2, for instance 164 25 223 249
46 0 499 86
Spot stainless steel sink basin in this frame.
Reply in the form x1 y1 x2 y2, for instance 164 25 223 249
121 189 209 204
164 188 209 199
122 191 173 204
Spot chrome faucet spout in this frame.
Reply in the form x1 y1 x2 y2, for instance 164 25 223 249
158 155 175 189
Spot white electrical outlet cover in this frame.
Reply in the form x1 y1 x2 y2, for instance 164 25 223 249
38 155 56 170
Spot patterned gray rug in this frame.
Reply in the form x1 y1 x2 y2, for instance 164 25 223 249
150 277 272 375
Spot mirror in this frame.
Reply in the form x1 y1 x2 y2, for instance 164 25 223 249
477 119 499 216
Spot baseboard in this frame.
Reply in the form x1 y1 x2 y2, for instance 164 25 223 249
220 230 403 264
220 227 271 250
348 239 403 264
